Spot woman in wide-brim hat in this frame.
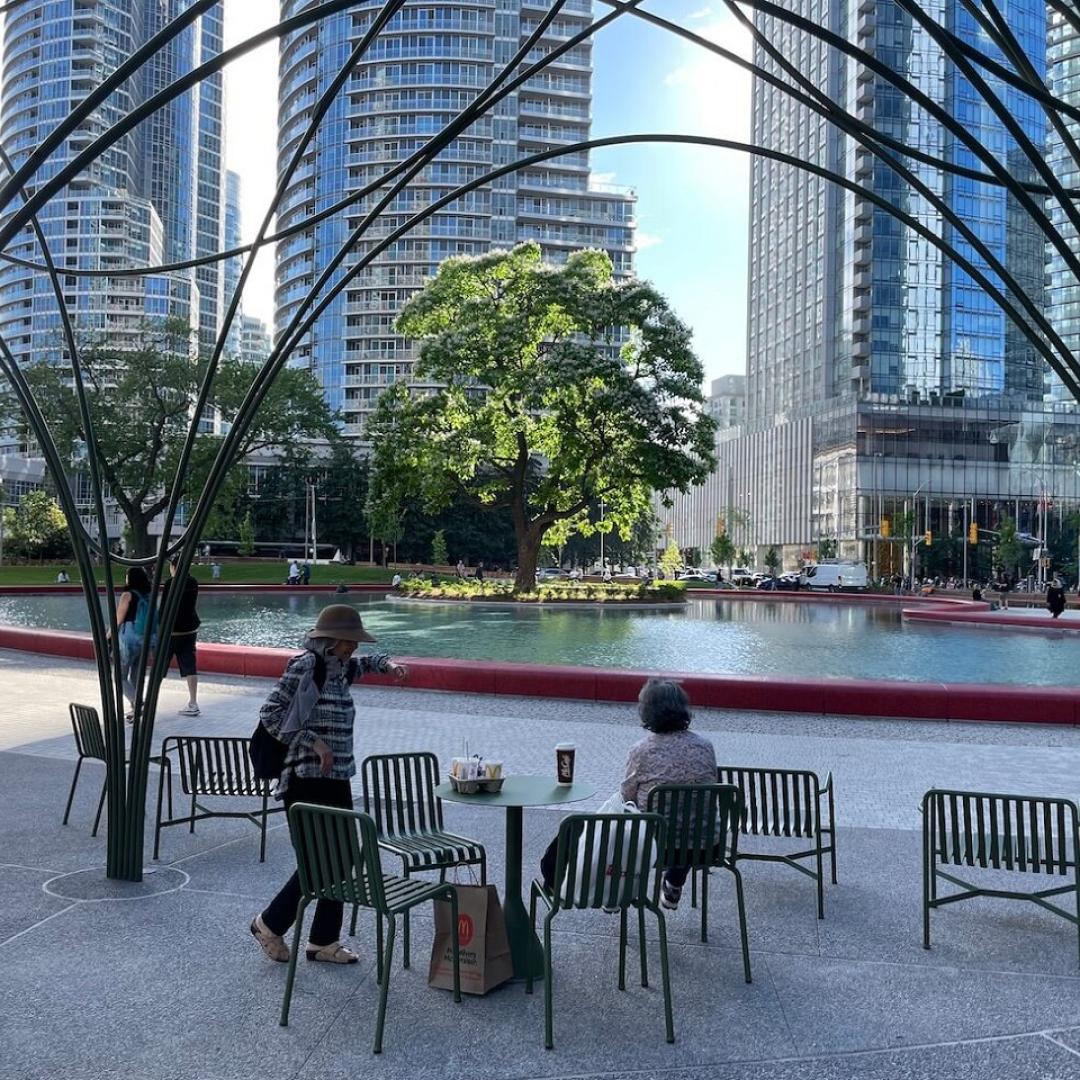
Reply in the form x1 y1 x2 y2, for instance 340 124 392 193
251 604 407 965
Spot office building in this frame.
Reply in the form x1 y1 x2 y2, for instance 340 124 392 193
275 0 636 435
665 0 1080 580
240 314 272 363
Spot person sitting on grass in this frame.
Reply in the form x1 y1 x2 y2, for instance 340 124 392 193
538 678 716 910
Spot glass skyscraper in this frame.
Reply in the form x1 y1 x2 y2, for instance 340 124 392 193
666 0 1080 580
275 0 636 435
0 1 226 367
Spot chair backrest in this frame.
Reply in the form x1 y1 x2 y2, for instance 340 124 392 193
69 703 106 761
718 766 821 839
360 752 443 836
646 783 742 869
551 812 665 911
163 736 270 797
923 788 1080 876
289 802 385 910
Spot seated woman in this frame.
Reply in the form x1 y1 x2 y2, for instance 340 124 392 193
540 678 717 910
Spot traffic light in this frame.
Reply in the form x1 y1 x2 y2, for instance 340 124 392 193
880 517 891 538
924 530 932 546
968 522 978 544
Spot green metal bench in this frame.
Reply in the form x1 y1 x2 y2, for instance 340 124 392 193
923 787 1080 963
63 703 170 836
153 735 283 861
528 811 673 1050
279 802 461 1054
356 752 486 967
717 765 837 918
646 782 751 981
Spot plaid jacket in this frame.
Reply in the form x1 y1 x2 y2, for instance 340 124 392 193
260 649 391 796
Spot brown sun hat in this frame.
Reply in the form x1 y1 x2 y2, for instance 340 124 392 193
308 604 376 643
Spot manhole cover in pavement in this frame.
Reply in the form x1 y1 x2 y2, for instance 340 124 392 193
43 867 189 901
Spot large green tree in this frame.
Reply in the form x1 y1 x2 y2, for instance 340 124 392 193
366 243 716 590
9 320 338 556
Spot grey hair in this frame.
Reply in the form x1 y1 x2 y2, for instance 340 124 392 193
637 678 692 733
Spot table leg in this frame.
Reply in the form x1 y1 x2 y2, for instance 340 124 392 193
503 804 545 980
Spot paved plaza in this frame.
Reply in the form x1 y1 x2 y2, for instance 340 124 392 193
5 648 1080 1078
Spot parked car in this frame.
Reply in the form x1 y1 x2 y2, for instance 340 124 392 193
676 569 711 581
799 561 869 591
536 567 571 581
729 567 755 586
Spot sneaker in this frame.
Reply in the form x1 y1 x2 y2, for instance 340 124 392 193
250 915 289 963
178 703 200 717
660 881 682 911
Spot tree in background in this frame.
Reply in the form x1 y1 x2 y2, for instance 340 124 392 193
710 532 735 574
994 515 1026 581
764 545 781 575
660 539 682 577
430 528 449 567
366 243 716 591
7 321 339 557
4 490 70 561
237 511 256 557
738 548 753 568
816 537 837 561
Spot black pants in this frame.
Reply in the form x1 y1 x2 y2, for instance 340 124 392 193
539 835 689 893
262 777 353 947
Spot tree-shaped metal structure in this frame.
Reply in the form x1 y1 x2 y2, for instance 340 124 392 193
1 0 1078 879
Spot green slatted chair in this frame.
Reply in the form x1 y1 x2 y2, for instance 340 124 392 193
717 765 837 918
62 703 171 836
527 812 672 1050
646 783 751 982
153 735 284 862
356 752 486 966
923 788 1080 963
279 803 462 1054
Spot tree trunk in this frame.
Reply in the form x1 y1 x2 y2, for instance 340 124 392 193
129 514 154 558
514 525 544 592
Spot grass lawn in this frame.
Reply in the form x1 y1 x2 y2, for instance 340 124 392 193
0 561 395 587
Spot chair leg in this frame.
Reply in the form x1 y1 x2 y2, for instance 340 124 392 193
731 866 752 984
701 866 710 943
655 907 675 1044
92 778 107 837
259 794 268 864
543 913 555 1050
189 790 197 834
153 758 168 859
638 902 648 988
828 788 838 884
526 887 538 996
373 916 396 1055
402 868 412 969
279 898 309 1027
480 851 487 885
447 891 461 1004
375 913 385 984
690 865 698 909
62 758 83 826
815 831 825 920
618 907 628 991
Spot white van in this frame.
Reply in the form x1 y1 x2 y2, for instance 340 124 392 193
799 561 868 592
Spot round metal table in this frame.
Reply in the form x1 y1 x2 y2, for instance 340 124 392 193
435 775 596 980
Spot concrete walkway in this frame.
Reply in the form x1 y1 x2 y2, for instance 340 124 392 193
4 649 1080 1078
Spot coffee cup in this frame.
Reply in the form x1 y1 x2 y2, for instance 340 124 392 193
555 743 576 786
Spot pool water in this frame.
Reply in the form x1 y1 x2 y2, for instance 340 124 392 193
0 592 1077 687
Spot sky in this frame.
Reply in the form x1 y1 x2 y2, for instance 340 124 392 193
226 1 756 386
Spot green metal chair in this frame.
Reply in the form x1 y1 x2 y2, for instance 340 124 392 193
63 703 170 836
527 812 672 1050
356 752 486 966
646 783 751 982
153 735 283 861
923 788 1080 964
717 765 837 918
279 802 462 1054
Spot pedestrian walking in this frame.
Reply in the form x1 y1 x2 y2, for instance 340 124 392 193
160 555 201 716
1047 577 1067 619
474 561 485 581
250 605 407 965
211 562 222 581
109 566 156 721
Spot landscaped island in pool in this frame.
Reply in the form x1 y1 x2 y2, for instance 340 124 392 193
0 591 1078 687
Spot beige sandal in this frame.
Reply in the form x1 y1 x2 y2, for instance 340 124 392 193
250 915 289 963
305 941 359 964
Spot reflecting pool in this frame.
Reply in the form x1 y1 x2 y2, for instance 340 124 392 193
0 592 1077 687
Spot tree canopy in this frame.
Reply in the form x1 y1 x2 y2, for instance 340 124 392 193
366 243 716 590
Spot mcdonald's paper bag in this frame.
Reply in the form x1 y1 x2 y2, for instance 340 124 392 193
428 884 513 995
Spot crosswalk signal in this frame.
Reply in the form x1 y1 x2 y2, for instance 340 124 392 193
880 517 891 538
924 530 932 546
968 522 978 544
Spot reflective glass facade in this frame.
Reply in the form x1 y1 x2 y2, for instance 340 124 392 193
0 1 225 368
275 0 636 435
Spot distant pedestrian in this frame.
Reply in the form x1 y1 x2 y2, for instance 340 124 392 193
287 560 300 584
1047 577 1066 619
474 561 484 581
972 585 984 603
456 559 466 580
997 573 1013 610
211 562 222 581
55 569 69 583
301 563 311 586
110 566 156 721
161 555 201 717
391 572 402 589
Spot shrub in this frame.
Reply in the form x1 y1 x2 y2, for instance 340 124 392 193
398 576 686 604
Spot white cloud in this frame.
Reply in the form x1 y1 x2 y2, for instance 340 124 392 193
591 170 619 186
689 5 714 19
635 230 664 250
